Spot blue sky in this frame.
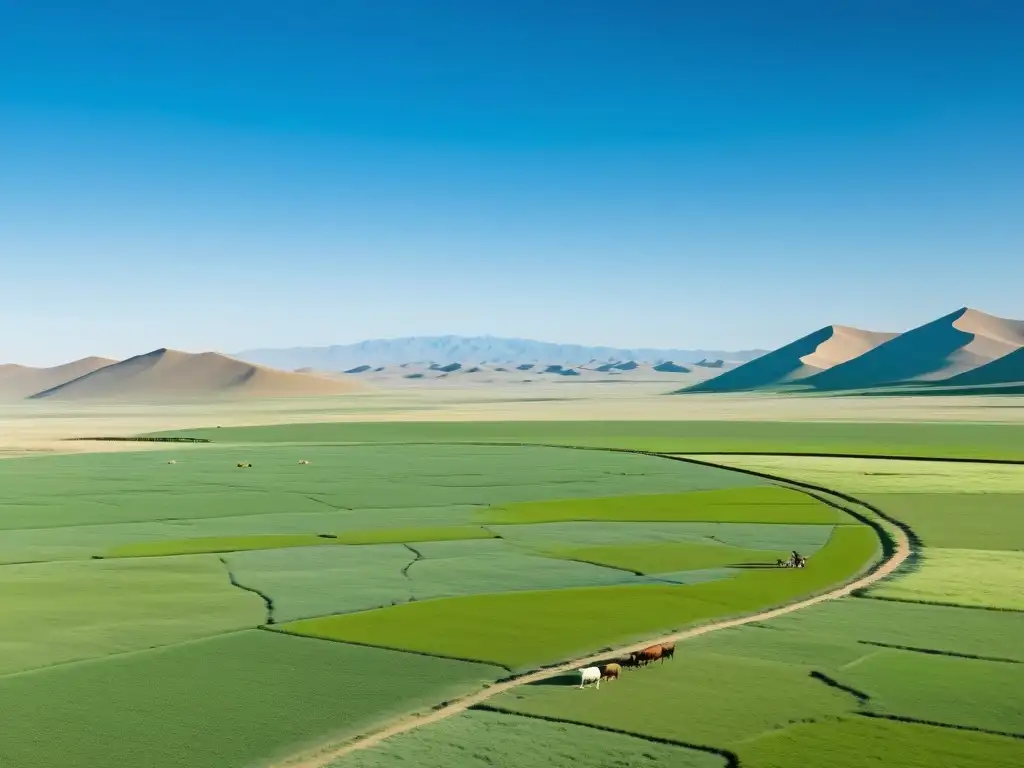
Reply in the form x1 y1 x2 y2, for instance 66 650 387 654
2 1 1022 365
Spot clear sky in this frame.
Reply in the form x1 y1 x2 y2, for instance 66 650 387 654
2 1 1022 365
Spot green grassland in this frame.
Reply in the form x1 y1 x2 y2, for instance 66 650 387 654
738 716 1023 768
860 493 1024 550
692 455 1024 494
0 630 503 768
836 649 1024 735
107 526 497 558
547 540 787 573
332 709 726 768
493 520 836 552
0 556 263 674
152 420 1024 460
867 548 1024 610
279 526 878 669
481 486 847 524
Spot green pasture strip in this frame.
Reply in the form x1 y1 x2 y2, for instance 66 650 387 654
223 544 416 623
488 651 854 746
493 521 836 553
335 525 497 545
0 630 502 768
690 455 1024 494
108 534 340 557
148 420 1024 460
0 443 758 531
737 716 1023 768
106 527 497 558
546 541 787 574
481 486 843 525
688 598 1024 664
835 649 1024 736
861 493 1024 550
0 556 264 675
866 549 1024 611
330 709 725 768
278 524 878 670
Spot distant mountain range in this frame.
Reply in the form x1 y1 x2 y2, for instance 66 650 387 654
683 307 1024 394
234 336 769 370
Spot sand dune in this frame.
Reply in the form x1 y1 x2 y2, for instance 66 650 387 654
0 357 116 400
684 325 895 393
653 361 691 373
804 308 1024 390
29 349 366 401
940 346 1024 387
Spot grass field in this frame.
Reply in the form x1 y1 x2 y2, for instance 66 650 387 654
482 486 847 525
332 709 726 768
107 526 498 557
547 540 787 573
860 493 1024 550
11 417 1020 768
738 716 1024 768
0 631 502 768
866 548 1024 611
0 556 263 674
153 420 1024 460
278 526 878 669
692 455 1024 494
836 649 1024 735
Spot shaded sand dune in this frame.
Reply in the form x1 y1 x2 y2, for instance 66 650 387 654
941 345 1024 387
804 308 1024 391
684 325 895 393
653 361 691 373
29 349 367 401
0 357 116 400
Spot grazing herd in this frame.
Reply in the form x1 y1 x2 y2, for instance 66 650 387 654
577 642 675 689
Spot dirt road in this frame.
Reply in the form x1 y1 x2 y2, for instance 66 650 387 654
278 505 910 767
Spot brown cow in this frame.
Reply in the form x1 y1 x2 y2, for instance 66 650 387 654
630 645 664 666
661 642 675 662
600 663 622 681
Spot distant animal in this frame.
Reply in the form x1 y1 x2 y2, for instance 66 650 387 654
600 663 621 681
630 645 664 667
298 459 310 465
661 643 675 661
167 460 176 465
578 666 602 689
237 462 252 468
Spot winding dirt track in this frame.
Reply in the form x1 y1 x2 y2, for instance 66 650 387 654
277 472 911 768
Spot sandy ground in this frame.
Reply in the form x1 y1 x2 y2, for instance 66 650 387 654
2 383 1022 456
276 476 911 768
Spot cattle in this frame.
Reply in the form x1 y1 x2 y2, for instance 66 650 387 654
578 666 602 689
661 642 675 662
630 645 664 667
298 460 310 465
600 663 622 681
237 462 252 468
167 460 176 465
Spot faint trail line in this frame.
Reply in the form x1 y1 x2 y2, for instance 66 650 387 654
218 556 276 626
274 452 912 768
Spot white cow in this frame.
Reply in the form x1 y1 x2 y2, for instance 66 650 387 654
578 666 602 689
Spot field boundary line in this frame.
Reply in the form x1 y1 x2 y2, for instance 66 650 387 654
472 704 740 767
274 452 911 768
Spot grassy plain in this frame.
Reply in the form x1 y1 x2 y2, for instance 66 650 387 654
0 556 263 674
155 419 1024 460
860 493 1024 550
738 716 1024 768
279 526 878 669
0 630 502 768
333 709 725 768
482 486 846 525
867 548 1024 611
692 455 1024 493
548 540 786 573
836 649 1024 735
